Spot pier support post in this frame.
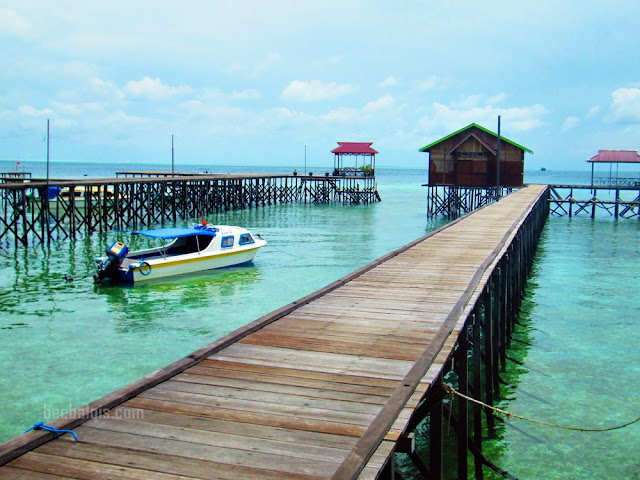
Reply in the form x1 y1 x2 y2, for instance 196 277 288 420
455 331 470 479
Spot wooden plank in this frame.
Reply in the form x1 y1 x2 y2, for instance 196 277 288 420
0 466 75 479
103 406 359 449
37 440 321 480
2 201 469 466
186 364 395 397
63 426 343 478
173 373 390 405
86 417 350 463
0 184 548 480
331 185 548 479
125 397 368 437
7 451 187 479
197 359 400 389
210 344 413 380
138 388 379 425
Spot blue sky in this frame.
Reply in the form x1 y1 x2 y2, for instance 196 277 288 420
1 1 640 170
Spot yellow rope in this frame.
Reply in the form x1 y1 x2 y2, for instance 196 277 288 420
443 384 640 432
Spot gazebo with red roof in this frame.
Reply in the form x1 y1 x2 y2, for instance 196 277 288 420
331 142 378 176
587 150 640 186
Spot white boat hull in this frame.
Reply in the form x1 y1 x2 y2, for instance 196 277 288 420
129 245 262 283
94 224 266 286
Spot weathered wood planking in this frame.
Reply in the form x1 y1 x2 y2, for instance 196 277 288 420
0 184 548 479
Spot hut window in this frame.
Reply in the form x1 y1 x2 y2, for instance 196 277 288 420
239 233 255 245
221 236 234 248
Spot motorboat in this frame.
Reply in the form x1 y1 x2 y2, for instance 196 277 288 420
94 223 266 285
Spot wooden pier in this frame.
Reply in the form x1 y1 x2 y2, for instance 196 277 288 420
0 173 380 247
427 182 640 220
0 184 549 479
424 185 515 217
547 184 640 218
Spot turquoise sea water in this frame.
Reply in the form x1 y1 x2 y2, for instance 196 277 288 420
480 216 640 480
0 163 444 443
1 163 639 479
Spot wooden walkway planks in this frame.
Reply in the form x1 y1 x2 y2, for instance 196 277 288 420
0 184 548 479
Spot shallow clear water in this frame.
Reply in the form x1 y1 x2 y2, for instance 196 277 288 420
1 164 639 480
0 165 445 442
481 217 640 480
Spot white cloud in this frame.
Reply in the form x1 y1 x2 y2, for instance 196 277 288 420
281 80 357 101
586 105 600 119
487 93 507 104
232 89 261 100
380 76 398 87
323 107 358 122
61 60 99 78
89 77 124 102
18 105 53 117
103 110 151 131
0 8 32 39
608 87 640 123
419 99 548 136
124 77 192 100
251 52 280 76
363 95 394 112
51 101 102 116
562 116 580 131
451 94 485 109
417 76 439 90
179 100 247 121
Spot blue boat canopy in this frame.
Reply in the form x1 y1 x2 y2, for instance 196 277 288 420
132 226 219 239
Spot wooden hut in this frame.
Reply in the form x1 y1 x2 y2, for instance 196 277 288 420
331 142 377 176
419 123 532 188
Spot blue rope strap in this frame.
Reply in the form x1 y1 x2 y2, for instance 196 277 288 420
23 421 78 441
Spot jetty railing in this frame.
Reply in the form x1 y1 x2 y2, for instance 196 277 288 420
426 183 640 220
592 176 640 188
395 185 550 479
0 174 380 247
548 184 640 218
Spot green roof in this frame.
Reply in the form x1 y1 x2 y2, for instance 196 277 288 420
419 123 533 154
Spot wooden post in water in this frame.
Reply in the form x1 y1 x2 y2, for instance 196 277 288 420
430 377 444 480
456 328 469 479
471 310 484 480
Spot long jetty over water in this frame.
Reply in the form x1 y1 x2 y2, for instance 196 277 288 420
0 173 380 247
0 184 549 479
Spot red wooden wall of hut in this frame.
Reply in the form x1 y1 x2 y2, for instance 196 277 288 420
420 123 532 188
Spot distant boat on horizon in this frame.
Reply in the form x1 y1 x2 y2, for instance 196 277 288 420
540 167 547 171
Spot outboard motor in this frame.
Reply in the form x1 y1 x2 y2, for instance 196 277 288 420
94 241 129 283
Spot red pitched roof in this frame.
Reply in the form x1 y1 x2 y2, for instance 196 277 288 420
331 142 378 155
587 150 640 163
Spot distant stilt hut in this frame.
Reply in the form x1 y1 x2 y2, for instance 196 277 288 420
587 150 640 187
331 142 378 176
419 123 533 216
420 123 531 188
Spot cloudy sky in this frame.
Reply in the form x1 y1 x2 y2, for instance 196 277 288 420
2 1 639 170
